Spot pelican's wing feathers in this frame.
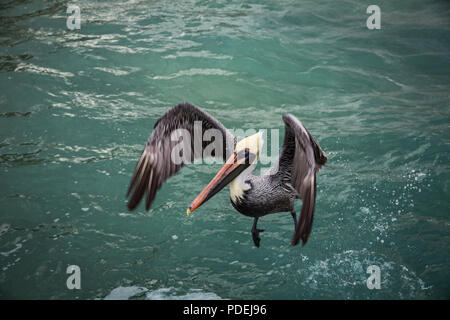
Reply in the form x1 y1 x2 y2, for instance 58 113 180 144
127 102 235 210
278 114 327 246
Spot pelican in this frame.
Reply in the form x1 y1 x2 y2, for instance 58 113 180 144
127 102 327 247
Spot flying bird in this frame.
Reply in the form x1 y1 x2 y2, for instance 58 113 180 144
127 102 327 247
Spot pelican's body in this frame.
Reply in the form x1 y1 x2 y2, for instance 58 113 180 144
127 102 327 247
230 171 296 217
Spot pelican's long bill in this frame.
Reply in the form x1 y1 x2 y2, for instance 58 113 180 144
187 149 252 215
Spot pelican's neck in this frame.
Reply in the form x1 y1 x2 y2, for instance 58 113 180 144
230 163 256 203
230 131 264 203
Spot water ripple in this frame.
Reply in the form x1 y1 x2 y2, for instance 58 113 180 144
0 0 449 300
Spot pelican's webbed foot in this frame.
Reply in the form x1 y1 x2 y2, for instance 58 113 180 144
251 217 264 248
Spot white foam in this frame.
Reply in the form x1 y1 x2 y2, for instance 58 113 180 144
0 243 22 257
146 287 222 300
104 286 147 300
104 286 222 300
118 212 132 217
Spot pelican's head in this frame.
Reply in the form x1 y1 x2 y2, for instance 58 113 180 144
234 131 263 164
186 131 263 215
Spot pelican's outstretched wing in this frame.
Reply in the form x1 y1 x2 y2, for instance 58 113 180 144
127 102 236 210
278 114 327 246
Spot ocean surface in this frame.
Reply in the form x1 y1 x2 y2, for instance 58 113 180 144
0 0 449 299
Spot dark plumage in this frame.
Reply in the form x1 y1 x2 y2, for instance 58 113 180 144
127 102 327 247
278 114 327 245
127 102 235 210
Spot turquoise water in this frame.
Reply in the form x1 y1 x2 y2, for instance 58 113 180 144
1 0 449 299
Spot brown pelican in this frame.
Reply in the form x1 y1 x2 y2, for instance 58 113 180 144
127 102 327 247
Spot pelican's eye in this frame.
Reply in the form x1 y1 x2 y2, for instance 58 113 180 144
236 148 255 164
244 148 250 164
